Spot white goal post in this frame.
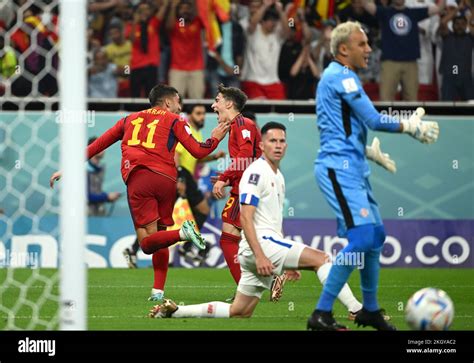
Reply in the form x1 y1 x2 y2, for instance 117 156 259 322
58 0 87 330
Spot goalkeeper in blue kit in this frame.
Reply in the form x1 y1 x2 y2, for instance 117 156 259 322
307 22 439 331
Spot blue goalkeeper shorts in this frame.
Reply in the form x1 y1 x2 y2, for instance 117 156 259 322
315 164 382 238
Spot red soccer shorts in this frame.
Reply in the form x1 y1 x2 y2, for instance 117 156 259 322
221 193 241 229
241 81 286 100
126 167 176 229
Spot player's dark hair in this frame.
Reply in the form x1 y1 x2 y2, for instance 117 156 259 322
187 104 206 114
217 84 247 112
261 122 286 136
88 137 97 145
148 84 179 107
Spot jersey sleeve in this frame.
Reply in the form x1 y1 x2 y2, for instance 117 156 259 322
336 74 401 132
218 123 256 184
87 118 125 159
173 119 219 159
239 167 264 207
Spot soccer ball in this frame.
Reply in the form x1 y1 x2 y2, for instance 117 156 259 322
405 287 454 331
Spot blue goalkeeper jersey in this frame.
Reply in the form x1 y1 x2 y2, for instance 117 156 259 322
315 60 399 177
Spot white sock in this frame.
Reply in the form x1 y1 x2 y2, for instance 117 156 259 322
172 302 231 318
151 288 164 297
317 262 363 313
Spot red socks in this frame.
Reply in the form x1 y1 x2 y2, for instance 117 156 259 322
219 232 241 284
140 230 181 255
152 248 169 290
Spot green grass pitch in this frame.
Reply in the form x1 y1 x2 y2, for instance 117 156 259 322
1 268 473 330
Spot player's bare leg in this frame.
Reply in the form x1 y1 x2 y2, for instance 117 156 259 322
149 291 260 319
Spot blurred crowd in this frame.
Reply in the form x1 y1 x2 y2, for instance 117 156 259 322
0 0 472 101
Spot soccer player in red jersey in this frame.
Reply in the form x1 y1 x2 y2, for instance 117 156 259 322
50 84 230 302
211 84 262 287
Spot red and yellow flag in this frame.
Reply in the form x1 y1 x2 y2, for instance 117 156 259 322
196 0 230 50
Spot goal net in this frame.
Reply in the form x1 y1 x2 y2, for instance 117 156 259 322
0 0 86 330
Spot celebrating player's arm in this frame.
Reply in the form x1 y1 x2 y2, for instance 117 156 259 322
49 117 126 188
173 119 230 159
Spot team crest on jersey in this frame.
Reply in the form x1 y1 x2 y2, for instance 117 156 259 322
241 129 251 139
248 173 260 185
389 13 412 36
360 208 369 218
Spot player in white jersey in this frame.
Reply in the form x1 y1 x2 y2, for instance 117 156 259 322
149 122 362 320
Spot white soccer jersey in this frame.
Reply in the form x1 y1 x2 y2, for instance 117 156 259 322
239 157 285 253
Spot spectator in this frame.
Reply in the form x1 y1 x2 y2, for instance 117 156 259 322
279 12 320 99
239 0 263 31
207 19 245 96
105 23 131 72
105 23 132 96
87 136 121 216
364 0 443 101
438 10 473 100
241 1 290 99
167 0 206 99
311 19 335 73
87 27 102 67
407 0 440 99
337 0 378 35
88 49 121 97
0 34 17 79
125 0 167 98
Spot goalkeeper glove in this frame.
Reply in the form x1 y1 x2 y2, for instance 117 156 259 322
366 137 397 173
401 107 439 144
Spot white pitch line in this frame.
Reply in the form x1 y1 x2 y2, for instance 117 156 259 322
17 284 474 289
9 315 474 320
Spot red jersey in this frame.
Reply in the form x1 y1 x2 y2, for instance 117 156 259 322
125 17 160 69
218 114 262 194
87 107 220 183
170 18 204 71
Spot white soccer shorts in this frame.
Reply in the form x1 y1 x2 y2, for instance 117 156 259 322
237 234 306 299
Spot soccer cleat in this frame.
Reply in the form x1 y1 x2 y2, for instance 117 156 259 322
148 289 164 302
270 273 288 302
348 308 391 321
307 310 348 331
123 248 137 269
149 298 178 318
181 220 206 250
354 308 397 331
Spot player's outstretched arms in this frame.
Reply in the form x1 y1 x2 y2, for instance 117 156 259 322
365 137 397 173
49 171 62 189
401 108 440 144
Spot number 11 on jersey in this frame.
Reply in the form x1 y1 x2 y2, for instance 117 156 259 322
127 117 160 149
